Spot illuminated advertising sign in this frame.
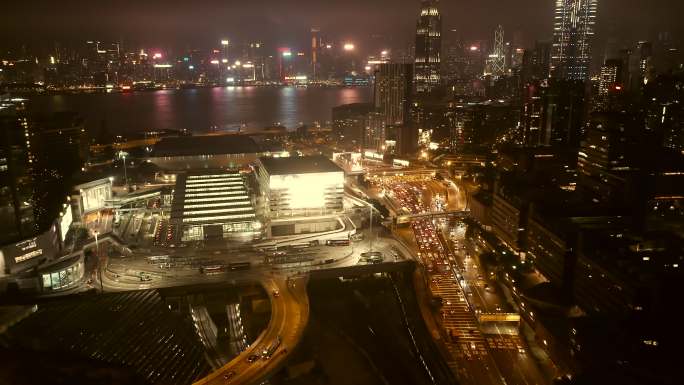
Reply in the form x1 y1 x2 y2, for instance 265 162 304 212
364 150 384 160
59 205 73 243
0 226 59 273
14 238 43 263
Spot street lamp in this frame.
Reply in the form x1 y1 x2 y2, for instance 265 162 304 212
93 229 103 292
362 200 381 254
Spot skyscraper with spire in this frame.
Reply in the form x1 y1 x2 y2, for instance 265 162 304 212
550 0 598 81
414 0 442 93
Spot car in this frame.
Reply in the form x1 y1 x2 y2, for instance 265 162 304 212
272 290 280 298
517 345 526 354
247 354 259 363
223 371 236 380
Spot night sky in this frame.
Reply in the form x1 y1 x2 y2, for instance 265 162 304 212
2 0 683 51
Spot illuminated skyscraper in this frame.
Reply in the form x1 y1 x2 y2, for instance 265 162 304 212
598 59 622 97
311 27 321 81
374 63 413 127
550 0 598 81
414 0 442 93
489 25 506 78
374 63 416 155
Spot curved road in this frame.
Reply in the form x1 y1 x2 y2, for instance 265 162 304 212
193 275 309 385
88 220 398 385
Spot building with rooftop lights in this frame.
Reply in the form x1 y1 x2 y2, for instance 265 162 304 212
170 171 261 242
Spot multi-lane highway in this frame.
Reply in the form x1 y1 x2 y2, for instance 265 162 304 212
193 275 309 385
377 177 548 385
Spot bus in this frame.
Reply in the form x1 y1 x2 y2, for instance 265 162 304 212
289 243 312 250
326 239 350 246
262 335 282 359
229 261 251 271
201 265 226 275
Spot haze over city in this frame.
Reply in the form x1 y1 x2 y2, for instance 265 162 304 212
1 1 683 385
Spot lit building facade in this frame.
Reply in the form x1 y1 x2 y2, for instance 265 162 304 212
70 177 113 225
598 59 621 97
374 63 416 155
577 112 639 203
414 0 442 93
170 171 261 242
374 63 413 127
256 156 344 219
551 0 598 81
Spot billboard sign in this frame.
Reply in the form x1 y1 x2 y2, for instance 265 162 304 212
59 205 73 243
0 225 59 273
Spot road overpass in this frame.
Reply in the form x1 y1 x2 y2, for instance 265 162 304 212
396 210 470 224
309 260 416 280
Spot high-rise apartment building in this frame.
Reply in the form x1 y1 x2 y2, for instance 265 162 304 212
596 58 624 111
374 63 414 127
414 0 442 93
311 28 321 81
0 98 36 244
374 63 416 155
550 0 598 81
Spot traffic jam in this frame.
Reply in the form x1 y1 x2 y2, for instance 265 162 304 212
385 181 490 362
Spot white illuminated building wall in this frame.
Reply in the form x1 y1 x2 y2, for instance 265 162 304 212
267 172 344 217
80 181 112 213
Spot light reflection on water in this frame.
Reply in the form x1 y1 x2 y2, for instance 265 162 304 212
28 86 371 134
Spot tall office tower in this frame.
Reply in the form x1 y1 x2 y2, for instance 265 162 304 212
0 98 36 244
522 41 552 83
30 111 88 230
577 112 642 203
489 25 506 77
644 74 684 152
374 63 415 155
364 112 387 151
374 63 414 127
521 82 545 145
221 39 231 63
596 58 623 111
311 27 321 81
414 0 442 93
630 41 654 91
541 79 586 147
550 0 598 81
248 42 266 82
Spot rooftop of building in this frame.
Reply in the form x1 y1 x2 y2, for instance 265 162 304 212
72 175 112 191
258 155 343 176
150 135 261 157
0 289 210 385
170 170 256 225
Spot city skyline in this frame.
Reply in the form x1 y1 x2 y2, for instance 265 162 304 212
2 0 683 52
1 1 683 385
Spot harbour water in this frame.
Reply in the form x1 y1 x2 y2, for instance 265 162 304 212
27 86 372 135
